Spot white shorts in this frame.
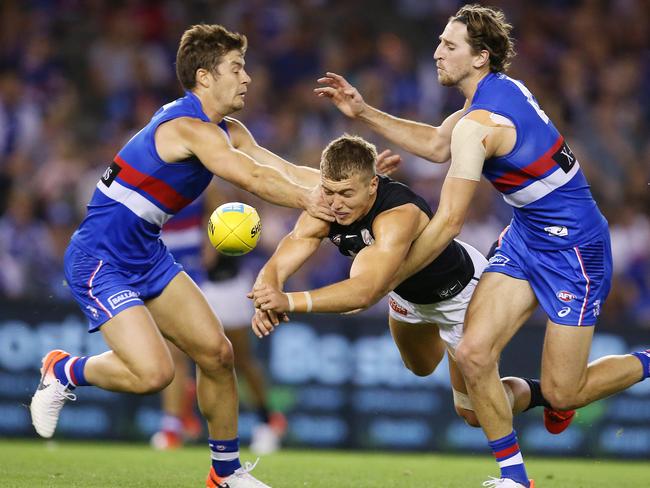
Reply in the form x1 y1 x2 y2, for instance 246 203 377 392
201 272 255 329
388 240 487 350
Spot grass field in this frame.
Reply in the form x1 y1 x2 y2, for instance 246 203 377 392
0 439 647 487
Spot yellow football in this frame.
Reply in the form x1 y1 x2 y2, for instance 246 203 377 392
207 202 261 256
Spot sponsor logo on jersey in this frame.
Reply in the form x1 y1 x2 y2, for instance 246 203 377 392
558 306 571 318
544 225 568 237
389 297 408 316
108 290 141 310
488 254 509 266
100 161 121 187
556 290 577 302
552 140 577 173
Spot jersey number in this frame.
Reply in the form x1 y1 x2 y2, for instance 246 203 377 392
510 78 550 124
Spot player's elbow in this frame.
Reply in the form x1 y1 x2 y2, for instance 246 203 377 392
440 211 464 238
425 141 451 164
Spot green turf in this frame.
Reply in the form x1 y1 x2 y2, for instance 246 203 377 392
0 439 647 487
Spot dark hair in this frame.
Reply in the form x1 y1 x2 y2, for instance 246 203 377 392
451 4 515 73
176 24 247 91
321 134 377 181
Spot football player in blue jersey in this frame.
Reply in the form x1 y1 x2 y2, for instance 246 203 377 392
29 24 336 488
315 5 649 488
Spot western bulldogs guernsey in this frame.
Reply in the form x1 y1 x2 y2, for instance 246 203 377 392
472 73 608 250
71 91 216 268
328 175 474 304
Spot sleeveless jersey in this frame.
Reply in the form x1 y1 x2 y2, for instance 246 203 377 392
160 195 207 284
471 73 608 250
328 175 474 304
71 91 217 268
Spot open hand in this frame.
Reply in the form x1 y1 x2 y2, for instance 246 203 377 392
314 72 365 119
376 149 402 176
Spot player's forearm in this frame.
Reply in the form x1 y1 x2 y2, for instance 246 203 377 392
358 105 444 162
289 278 379 313
391 214 462 289
246 164 310 211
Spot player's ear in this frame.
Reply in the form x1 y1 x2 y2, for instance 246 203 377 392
473 49 490 70
368 175 379 196
196 68 211 89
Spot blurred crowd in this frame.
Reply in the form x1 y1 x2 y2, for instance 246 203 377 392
0 0 648 326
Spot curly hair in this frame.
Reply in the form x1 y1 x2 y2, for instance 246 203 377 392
176 24 247 91
451 4 516 73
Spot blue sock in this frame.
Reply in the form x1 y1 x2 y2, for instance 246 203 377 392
488 430 529 487
632 350 650 380
53 356 91 388
209 437 241 477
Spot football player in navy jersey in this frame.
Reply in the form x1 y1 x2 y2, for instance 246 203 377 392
29 24 336 488
251 134 564 434
315 5 649 487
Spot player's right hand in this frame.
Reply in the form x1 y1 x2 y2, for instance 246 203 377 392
304 185 334 222
314 72 365 118
251 308 288 338
376 149 402 176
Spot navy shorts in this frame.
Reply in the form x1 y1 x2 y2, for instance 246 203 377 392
485 225 612 326
63 243 183 332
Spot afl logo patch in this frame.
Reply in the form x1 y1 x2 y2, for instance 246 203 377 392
556 290 577 302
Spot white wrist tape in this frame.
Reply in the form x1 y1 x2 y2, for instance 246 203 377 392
304 291 313 313
286 293 295 312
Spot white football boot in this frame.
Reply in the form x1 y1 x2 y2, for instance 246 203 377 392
206 460 271 488
482 477 534 487
30 350 76 438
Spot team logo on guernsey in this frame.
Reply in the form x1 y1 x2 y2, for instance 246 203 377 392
100 161 121 187
331 234 341 246
108 289 140 310
389 297 408 316
361 228 374 246
556 291 577 302
488 254 509 266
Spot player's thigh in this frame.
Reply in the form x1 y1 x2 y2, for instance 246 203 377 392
145 272 230 362
461 271 538 358
100 305 173 378
389 316 445 376
541 320 594 397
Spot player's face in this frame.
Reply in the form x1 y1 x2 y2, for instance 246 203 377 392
321 173 378 225
209 50 251 114
434 21 476 86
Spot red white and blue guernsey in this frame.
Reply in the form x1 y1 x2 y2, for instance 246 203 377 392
64 91 217 331
474 73 612 326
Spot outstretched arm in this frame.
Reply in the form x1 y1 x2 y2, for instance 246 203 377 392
253 205 423 314
226 117 321 188
156 117 333 221
250 212 329 337
315 72 467 163
387 112 497 288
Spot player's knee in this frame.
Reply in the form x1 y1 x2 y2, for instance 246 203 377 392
455 340 493 379
455 406 480 427
133 363 175 394
541 380 579 410
404 360 435 377
194 335 235 375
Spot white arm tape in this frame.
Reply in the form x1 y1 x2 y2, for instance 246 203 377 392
448 118 489 181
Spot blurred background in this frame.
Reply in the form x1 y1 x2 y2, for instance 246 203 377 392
1 0 649 457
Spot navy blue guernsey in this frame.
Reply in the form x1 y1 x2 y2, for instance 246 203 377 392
328 175 475 304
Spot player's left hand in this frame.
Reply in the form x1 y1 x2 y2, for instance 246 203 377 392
376 149 402 176
251 308 288 338
251 283 291 313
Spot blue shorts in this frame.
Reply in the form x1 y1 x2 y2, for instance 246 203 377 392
485 225 612 326
63 243 183 332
